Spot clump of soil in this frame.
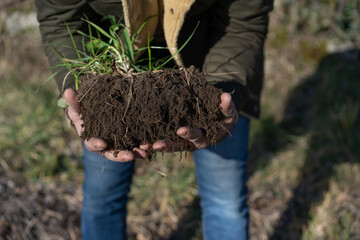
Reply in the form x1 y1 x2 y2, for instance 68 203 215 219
78 66 223 151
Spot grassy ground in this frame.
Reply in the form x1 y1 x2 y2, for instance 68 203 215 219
1 0 359 239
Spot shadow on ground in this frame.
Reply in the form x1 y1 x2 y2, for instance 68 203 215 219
268 49 360 239
167 49 360 240
249 49 360 239
166 196 201 240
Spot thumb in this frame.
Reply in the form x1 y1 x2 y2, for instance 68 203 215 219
63 88 83 136
63 88 81 114
220 92 235 116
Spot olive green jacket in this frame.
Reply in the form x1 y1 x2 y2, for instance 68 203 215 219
35 0 273 118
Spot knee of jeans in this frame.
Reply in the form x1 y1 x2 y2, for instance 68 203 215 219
82 188 129 215
201 196 248 219
82 175 131 214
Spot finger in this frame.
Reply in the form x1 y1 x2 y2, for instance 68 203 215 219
220 92 236 116
153 140 171 151
84 138 108 152
63 88 81 114
177 126 203 141
139 143 151 151
221 111 238 125
217 113 237 140
133 148 149 159
102 150 135 162
153 139 188 152
220 93 238 126
177 126 209 149
64 89 83 135
67 109 83 136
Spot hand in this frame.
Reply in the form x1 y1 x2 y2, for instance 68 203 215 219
63 88 148 162
150 92 238 152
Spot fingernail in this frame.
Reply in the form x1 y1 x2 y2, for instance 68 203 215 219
133 148 141 156
179 130 186 137
94 144 102 150
154 145 165 151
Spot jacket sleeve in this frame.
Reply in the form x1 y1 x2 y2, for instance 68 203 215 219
203 0 273 113
35 0 101 93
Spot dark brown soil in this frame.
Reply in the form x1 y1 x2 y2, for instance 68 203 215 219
78 66 223 151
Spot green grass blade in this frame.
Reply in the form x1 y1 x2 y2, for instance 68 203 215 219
77 30 95 40
47 44 65 59
35 71 58 94
136 46 169 51
118 38 126 60
136 57 155 64
75 75 79 90
48 46 75 72
153 55 171 69
87 21 95 56
82 18 118 43
81 35 86 55
132 20 148 44
156 21 200 70
103 15 117 26
131 64 141 72
48 42 89 58
131 15 157 44
134 46 169 58
147 32 152 71
65 22 81 59
123 28 134 63
110 24 121 38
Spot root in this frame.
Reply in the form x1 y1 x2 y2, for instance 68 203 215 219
183 68 190 85
155 169 168 177
62 67 84 93
113 134 117 147
79 79 98 102
105 102 115 107
218 122 232 137
195 97 201 115
121 74 134 123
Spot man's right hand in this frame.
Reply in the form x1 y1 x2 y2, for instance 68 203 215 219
63 88 148 162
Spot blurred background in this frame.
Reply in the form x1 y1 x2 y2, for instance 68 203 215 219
0 0 359 239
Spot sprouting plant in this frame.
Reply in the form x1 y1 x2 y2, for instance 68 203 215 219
45 15 198 108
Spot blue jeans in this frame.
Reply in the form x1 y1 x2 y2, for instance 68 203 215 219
81 115 249 240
